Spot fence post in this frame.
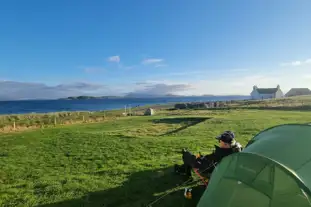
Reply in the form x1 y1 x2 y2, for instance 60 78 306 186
13 121 16 130
129 105 132 116
83 115 85 122
54 116 57 126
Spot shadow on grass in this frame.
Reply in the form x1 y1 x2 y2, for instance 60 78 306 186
36 167 205 207
152 117 211 136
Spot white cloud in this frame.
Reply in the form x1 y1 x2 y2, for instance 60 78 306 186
126 83 192 97
0 81 110 100
141 58 163 65
137 64 311 96
107 55 120 63
198 66 309 95
280 58 311 67
3 57 311 100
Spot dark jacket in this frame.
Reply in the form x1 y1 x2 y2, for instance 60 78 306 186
210 143 242 163
187 142 242 175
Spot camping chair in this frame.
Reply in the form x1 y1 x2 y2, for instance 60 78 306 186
192 155 218 187
183 162 217 200
180 150 218 187
193 168 209 186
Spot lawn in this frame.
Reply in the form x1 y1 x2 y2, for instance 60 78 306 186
1 109 311 207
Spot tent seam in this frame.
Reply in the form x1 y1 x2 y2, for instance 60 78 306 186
243 151 311 196
220 176 272 199
295 157 311 171
269 165 275 207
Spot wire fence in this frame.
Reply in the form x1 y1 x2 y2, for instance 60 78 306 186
0 111 110 131
0 105 156 132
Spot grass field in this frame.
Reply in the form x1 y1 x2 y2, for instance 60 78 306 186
1 106 311 206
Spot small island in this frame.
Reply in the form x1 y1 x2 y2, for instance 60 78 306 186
59 94 219 100
60 94 186 100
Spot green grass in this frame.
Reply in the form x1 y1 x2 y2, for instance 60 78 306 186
1 108 311 207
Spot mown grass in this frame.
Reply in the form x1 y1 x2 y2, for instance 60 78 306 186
1 108 311 207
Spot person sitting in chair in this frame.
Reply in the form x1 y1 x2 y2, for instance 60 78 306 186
174 131 242 179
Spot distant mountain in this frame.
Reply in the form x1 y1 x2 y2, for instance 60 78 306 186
60 96 122 100
59 94 248 100
165 93 184 97
124 93 160 98
202 94 215 97
124 93 186 98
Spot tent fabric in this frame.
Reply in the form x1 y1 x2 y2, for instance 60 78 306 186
197 124 311 207
244 124 311 190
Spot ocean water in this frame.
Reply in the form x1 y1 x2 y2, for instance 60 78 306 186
0 96 249 115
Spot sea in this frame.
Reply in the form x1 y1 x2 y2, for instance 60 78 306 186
0 96 250 115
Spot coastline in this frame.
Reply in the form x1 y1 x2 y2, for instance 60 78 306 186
0 95 250 115
0 97 235 133
0 103 175 133
0 96 309 133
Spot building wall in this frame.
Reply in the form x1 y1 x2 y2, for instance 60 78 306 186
250 89 278 100
250 87 284 100
250 90 273 99
275 88 284 98
250 89 259 99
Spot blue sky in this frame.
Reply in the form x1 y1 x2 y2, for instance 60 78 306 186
1 0 311 99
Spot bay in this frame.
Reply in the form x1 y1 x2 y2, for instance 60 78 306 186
0 96 249 115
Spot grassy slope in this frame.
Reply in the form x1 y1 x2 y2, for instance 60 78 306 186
1 109 311 207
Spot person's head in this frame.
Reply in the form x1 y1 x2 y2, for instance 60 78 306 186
216 131 235 149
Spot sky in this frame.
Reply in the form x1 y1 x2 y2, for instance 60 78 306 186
1 0 311 100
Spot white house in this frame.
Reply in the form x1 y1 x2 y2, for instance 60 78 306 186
250 85 284 100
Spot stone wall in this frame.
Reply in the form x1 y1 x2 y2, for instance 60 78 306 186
174 101 227 110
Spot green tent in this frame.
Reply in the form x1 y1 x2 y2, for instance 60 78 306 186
197 124 311 207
